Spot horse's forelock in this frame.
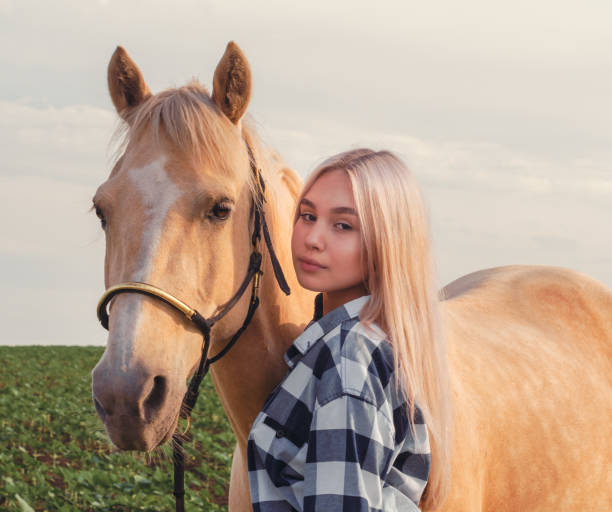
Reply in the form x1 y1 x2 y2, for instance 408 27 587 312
114 81 254 191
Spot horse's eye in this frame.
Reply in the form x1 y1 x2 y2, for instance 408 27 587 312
210 202 232 221
95 205 107 229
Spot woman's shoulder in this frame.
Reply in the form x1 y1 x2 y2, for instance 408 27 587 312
308 317 398 418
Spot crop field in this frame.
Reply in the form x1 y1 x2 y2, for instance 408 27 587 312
0 346 236 511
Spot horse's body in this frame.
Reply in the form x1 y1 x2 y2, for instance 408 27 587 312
91 43 612 511
441 265 612 510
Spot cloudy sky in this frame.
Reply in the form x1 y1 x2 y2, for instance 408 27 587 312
1 0 610 345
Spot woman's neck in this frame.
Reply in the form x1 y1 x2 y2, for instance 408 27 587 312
322 283 369 315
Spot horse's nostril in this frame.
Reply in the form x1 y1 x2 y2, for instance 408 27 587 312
143 376 167 422
94 397 107 421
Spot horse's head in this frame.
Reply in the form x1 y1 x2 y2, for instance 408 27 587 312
91 43 268 450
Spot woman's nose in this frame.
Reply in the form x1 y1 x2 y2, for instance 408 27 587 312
304 222 325 250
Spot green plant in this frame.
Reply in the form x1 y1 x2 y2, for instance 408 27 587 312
0 346 235 511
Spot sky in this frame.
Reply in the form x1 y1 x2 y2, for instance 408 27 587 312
1 0 610 345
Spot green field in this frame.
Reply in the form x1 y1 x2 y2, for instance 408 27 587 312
0 346 236 511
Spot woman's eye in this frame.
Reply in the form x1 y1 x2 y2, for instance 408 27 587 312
95 206 107 229
336 222 352 231
300 212 315 222
210 203 232 221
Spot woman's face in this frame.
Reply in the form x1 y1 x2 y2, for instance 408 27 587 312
291 169 367 306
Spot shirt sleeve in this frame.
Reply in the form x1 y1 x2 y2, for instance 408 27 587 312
302 393 399 512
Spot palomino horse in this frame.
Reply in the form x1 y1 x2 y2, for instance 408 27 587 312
91 42 612 511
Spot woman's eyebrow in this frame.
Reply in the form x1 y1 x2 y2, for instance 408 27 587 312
300 198 316 209
300 198 357 216
330 206 357 216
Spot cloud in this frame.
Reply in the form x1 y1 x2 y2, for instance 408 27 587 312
3 1 611 153
0 174 102 256
0 100 116 184
0 100 110 345
0 169 105 345
261 118 612 201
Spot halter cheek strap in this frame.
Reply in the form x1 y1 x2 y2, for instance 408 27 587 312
95 141 289 512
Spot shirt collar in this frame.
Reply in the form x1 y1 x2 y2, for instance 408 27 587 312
284 293 370 368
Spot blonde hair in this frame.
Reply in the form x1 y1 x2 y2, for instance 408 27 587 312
296 149 452 510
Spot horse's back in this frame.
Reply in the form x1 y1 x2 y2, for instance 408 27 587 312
440 265 612 511
442 264 611 367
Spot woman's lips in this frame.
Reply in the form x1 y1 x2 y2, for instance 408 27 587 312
298 257 326 272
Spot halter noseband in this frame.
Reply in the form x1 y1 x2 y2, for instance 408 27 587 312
95 141 290 512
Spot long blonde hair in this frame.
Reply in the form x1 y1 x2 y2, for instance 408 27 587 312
296 149 452 510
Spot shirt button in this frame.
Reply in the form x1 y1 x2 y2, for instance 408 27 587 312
275 429 286 438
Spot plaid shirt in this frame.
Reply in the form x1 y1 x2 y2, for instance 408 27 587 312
247 294 430 511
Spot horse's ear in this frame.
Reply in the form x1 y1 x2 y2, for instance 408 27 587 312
212 42 252 125
107 46 151 121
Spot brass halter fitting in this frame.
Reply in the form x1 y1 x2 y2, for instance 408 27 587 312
251 269 263 304
97 282 198 330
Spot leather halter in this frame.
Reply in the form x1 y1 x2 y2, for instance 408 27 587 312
96 141 290 512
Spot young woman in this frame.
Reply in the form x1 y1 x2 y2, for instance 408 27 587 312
247 149 452 511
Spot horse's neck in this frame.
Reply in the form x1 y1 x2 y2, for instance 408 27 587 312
211 292 305 443
209 172 314 446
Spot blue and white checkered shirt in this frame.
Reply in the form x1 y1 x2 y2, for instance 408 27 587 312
247 294 430 511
